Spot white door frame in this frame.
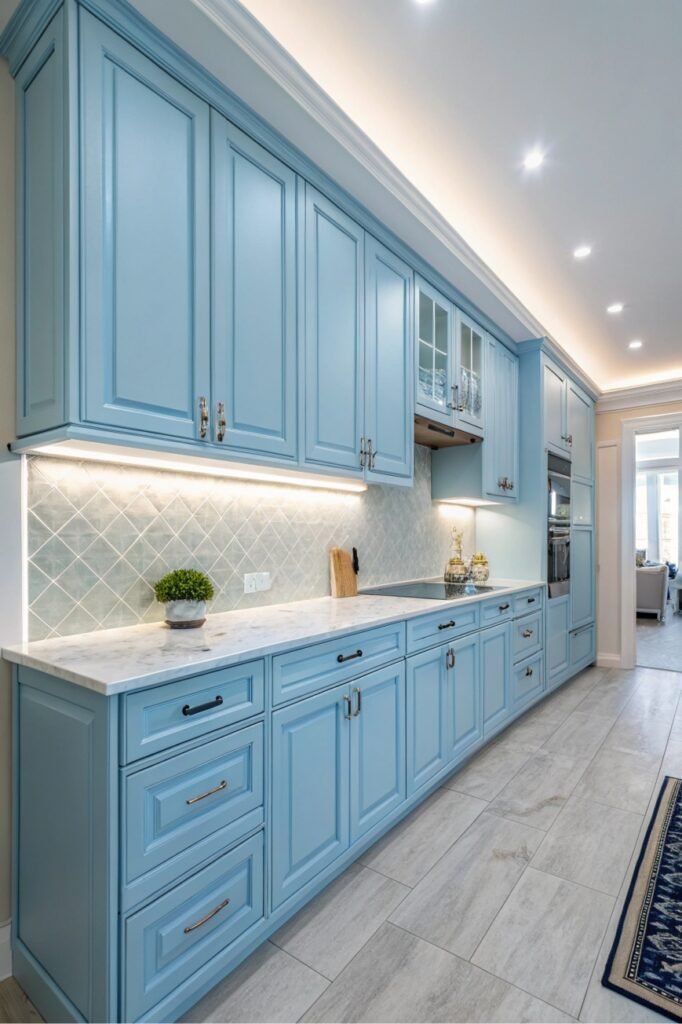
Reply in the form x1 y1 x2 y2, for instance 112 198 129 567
620 412 682 669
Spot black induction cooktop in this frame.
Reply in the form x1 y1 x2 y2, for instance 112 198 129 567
360 580 504 600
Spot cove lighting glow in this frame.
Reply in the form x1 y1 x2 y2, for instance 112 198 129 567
436 498 500 509
33 442 368 494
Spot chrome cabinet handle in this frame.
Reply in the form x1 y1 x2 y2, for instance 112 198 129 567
498 603 510 611
525 666 534 677
369 442 376 470
216 401 226 442
447 384 462 412
561 433 573 445
438 620 456 630
199 396 209 439
183 897 230 934
445 647 455 670
522 628 534 639
343 695 353 720
337 649 363 664
182 695 223 717
186 779 228 805
359 437 366 468
352 687 362 716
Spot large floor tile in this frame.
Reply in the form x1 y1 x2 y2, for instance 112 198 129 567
271 863 409 980
543 711 615 761
303 922 572 1023
495 709 567 751
360 788 486 888
390 811 543 958
472 867 614 1018
604 705 673 757
573 746 661 813
530 794 643 895
573 675 641 719
488 749 589 830
445 741 532 801
180 941 328 1023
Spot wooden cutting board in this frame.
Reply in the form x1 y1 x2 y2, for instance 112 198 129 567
329 547 358 598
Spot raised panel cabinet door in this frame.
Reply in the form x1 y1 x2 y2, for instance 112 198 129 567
456 312 485 435
304 186 364 473
406 646 449 796
547 595 570 685
446 633 482 763
350 663 406 841
271 683 350 909
543 360 569 454
212 113 297 459
415 276 454 426
80 12 210 439
571 527 595 629
364 236 414 484
481 622 511 736
567 382 594 481
484 340 519 501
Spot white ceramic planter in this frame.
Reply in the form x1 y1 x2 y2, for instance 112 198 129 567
164 600 207 629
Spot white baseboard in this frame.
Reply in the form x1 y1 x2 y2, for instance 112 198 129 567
0 921 11 981
597 653 622 669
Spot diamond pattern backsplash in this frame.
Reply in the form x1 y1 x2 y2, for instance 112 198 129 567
26 448 474 640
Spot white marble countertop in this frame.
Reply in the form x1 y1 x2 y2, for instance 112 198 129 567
2 578 544 696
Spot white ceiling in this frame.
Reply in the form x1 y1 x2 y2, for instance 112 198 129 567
228 0 682 392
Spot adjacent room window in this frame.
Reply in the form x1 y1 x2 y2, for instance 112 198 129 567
635 429 681 565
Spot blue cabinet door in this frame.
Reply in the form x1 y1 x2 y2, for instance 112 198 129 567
303 186 364 474
568 381 594 482
350 664 406 841
212 113 297 460
415 276 454 425
571 528 595 629
547 595 570 687
543 359 569 455
271 683 350 908
364 236 413 484
447 633 482 762
484 340 520 501
80 12 210 440
406 646 449 796
481 622 511 736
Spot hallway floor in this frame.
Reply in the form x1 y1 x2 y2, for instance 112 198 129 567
637 607 682 672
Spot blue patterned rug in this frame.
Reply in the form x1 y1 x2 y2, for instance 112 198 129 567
603 776 682 1021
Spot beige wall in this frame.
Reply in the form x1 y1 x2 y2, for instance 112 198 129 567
596 399 682 665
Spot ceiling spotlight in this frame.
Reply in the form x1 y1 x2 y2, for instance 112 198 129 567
573 245 592 259
414 0 436 5
629 340 643 349
523 148 545 171
607 303 624 314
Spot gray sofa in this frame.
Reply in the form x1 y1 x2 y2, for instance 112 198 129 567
636 564 668 621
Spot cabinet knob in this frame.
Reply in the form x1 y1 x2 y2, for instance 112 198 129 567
199 396 209 439
216 401 226 443
522 628 534 638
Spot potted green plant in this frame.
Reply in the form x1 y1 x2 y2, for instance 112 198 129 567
153 569 215 629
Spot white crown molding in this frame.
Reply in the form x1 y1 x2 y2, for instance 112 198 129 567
0 921 11 981
597 379 682 413
189 0 554 346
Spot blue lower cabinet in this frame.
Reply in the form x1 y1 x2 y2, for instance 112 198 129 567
350 663 406 841
570 623 596 670
124 832 264 1022
547 595 570 688
571 528 595 629
271 683 350 909
512 651 545 709
406 646 449 795
447 633 482 760
481 623 511 737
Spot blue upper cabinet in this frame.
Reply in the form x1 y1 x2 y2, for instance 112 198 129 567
303 186 364 475
80 12 210 441
364 237 414 485
455 312 485 435
484 338 519 500
567 380 594 482
211 113 298 461
14 8 68 437
415 277 454 426
543 358 571 456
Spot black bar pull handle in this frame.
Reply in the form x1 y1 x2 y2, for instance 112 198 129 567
337 649 363 664
498 603 510 611
527 596 536 603
438 620 456 630
182 695 224 717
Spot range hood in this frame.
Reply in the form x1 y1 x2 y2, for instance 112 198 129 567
414 414 484 450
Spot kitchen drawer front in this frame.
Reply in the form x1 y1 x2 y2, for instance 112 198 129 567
272 622 405 706
512 651 545 709
124 832 264 1022
123 724 264 907
123 660 265 763
479 596 514 627
512 588 544 617
512 610 543 663
570 624 595 668
406 605 479 654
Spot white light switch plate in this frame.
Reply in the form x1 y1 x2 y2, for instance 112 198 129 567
244 572 272 593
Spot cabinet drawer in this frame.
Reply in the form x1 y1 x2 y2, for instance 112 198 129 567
479 596 513 627
512 652 545 709
406 605 479 654
124 832 264 1022
512 588 544 616
123 660 264 763
272 623 405 706
512 611 543 663
570 624 595 667
123 723 263 908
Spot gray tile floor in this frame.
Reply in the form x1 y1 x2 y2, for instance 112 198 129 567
637 606 682 672
183 665 682 1023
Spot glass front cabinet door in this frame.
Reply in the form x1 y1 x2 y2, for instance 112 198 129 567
415 277 454 426
455 312 485 435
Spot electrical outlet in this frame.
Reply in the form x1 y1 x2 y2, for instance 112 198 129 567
243 572 272 594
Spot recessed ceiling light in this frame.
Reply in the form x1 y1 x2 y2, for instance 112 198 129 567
573 245 592 259
607 303 624 314
523 147 545 171
629 340 643 349
414 0 436 5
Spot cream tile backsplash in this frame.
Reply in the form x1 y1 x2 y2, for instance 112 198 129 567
26 448 474 640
